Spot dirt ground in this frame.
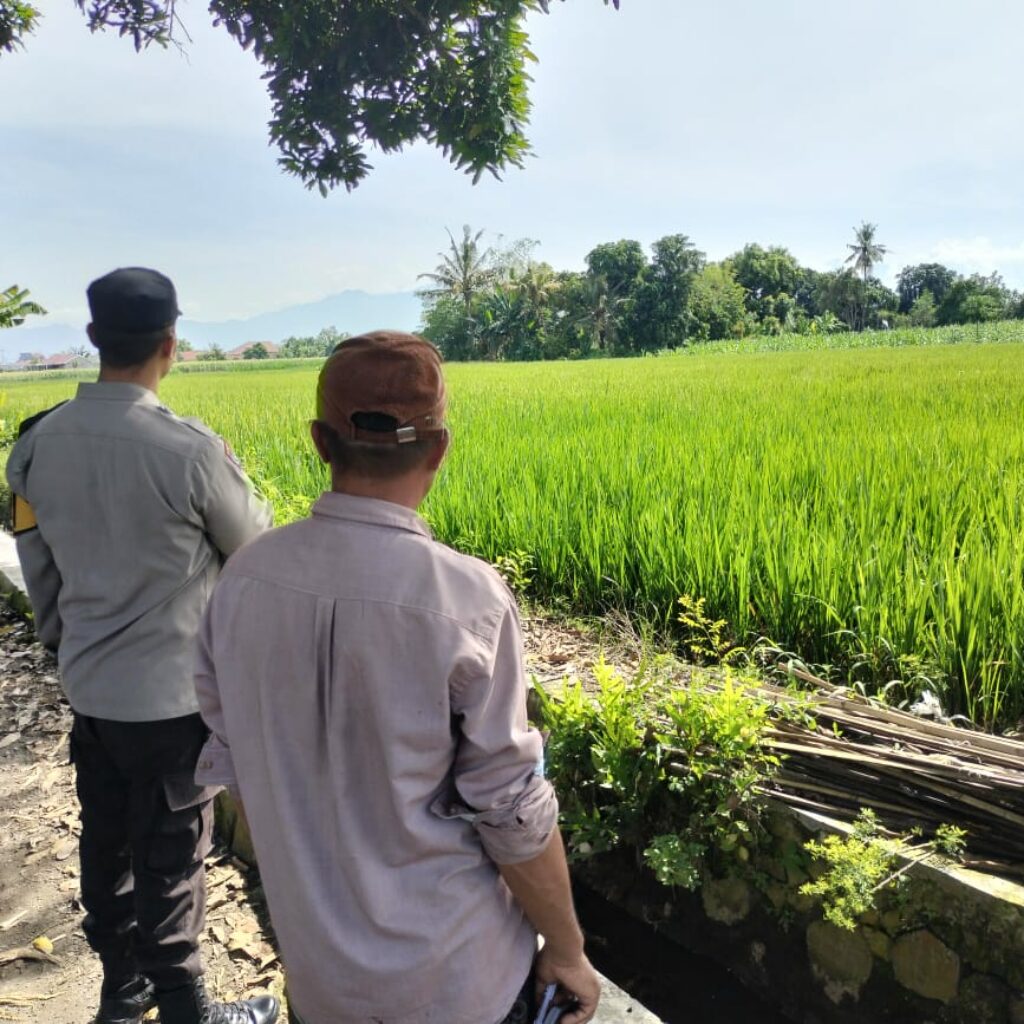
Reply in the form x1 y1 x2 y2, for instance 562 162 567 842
0 602 293 1024
0 600 628 1024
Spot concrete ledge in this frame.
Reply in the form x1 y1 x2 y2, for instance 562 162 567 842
576 802 1024 1024
0 532 31 618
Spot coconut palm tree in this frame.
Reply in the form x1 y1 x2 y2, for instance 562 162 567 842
844 223 888 330
576 274 623 352
513 262 558 310
0 285 46 329
475 285 535 360
845 222 888 283
417 226 496 317
509 261 560 338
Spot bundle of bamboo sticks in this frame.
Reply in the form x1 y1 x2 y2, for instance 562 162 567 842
697 667 1024 874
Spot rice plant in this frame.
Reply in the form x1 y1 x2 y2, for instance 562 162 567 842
3 335 1022 725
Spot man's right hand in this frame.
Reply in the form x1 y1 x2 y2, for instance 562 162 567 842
535 946 601 1024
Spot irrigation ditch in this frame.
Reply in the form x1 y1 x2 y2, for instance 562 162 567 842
518 616 1024 1024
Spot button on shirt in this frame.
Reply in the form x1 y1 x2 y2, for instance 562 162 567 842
194 492 558 1024
5 382 272 721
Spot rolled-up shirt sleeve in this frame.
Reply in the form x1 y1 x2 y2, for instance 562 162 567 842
194 601 238 790
449 597 558 865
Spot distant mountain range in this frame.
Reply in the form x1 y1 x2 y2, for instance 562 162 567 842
0 289 422 357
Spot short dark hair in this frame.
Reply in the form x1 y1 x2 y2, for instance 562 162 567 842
316 419 441 480
91 325 172 368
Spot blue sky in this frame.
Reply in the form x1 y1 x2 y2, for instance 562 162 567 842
2 0 1023 333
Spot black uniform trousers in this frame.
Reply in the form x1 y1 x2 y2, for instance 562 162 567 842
70 712 216 991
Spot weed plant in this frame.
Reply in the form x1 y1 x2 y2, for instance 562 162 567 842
800 809 968 930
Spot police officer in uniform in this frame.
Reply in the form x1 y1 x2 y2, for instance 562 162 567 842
6 268 278 1024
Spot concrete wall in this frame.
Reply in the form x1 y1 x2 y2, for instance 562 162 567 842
576 806 1024 1023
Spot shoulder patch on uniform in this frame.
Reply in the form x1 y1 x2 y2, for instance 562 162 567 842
17 400 69 438
222 439 242 468
11 494 37 535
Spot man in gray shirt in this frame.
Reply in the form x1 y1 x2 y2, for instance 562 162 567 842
195 331 601 1024
6 268 278 1024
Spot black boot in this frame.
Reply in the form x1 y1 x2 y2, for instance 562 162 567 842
156 977 279 1024
94 974 157 1024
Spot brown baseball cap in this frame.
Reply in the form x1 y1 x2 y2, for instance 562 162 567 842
316 330 446 444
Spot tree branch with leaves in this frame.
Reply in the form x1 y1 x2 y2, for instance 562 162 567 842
1 0 619 192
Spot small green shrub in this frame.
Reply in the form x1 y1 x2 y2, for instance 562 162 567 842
801 809 968 930
643 833 704 890
534 660 779 889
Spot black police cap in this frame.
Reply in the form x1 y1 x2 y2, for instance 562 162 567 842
87 267 181 333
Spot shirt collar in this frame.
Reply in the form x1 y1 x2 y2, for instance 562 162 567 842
311 491 432 539
75 381 162 406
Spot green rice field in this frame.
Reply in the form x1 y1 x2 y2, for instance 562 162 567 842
2 331 1023 726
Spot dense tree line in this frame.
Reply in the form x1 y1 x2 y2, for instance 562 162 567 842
276 327 348 359
419 224 1024 362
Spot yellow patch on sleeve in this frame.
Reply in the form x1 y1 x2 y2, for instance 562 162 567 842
12 494 37 535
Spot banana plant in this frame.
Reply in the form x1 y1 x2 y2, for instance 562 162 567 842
0 285 47 329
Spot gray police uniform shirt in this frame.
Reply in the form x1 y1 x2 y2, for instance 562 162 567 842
5 381 273 722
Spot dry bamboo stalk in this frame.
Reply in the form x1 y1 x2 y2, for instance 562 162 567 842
778 715 1024 770
775 748 1023 788
799 733 1017 771
766 776 915 817
696 674 1024 764
776 757 1020 813
766 741 1022 788
775 783 1024 854
763 790 1024 859
782 697 1021 757
771 761 1024 837
961 859 1024 878
684 758 1022 838
774 771 1020 834
771 668 1024 753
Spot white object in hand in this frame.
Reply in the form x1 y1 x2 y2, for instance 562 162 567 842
534 983 565 1024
